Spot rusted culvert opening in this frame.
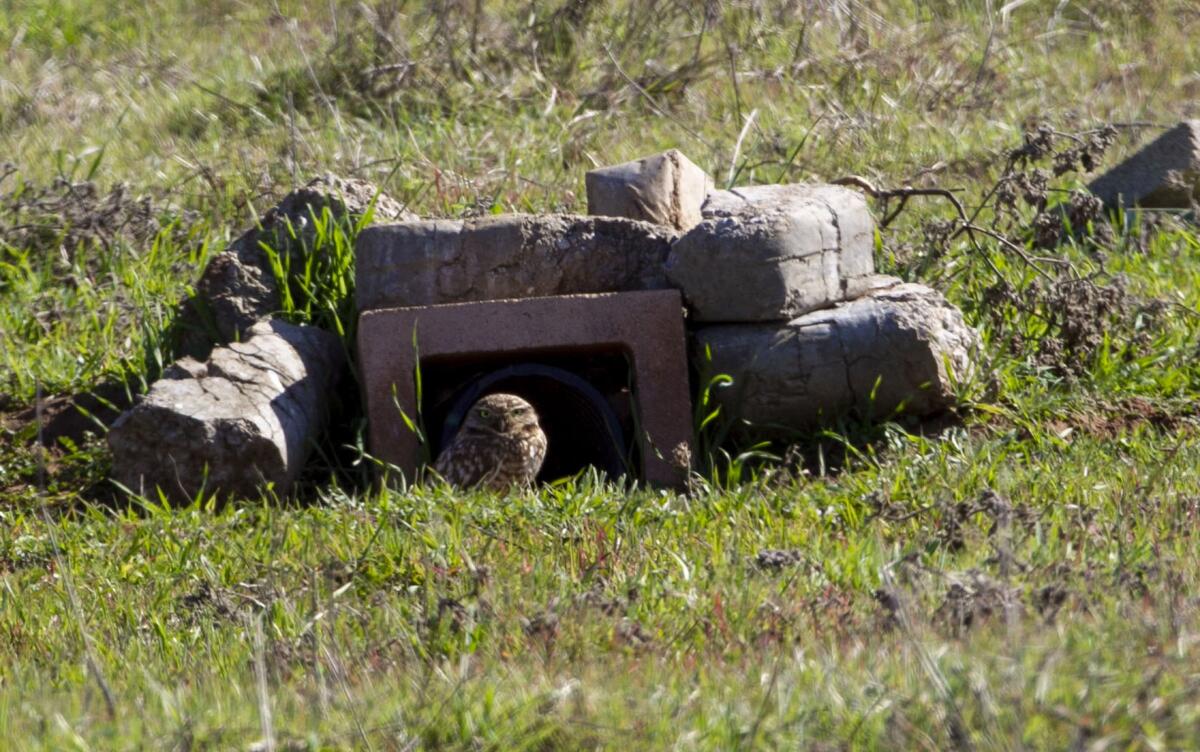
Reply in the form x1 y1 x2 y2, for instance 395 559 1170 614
423 349 636 482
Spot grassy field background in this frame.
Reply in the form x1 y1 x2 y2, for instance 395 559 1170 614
3 1 1200 748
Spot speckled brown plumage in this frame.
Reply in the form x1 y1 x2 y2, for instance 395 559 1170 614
434 393 547 491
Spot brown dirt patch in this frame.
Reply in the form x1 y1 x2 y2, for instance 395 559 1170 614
4 381 134 448
1045 397 1197 439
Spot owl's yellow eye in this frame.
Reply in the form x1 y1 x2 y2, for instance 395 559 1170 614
477 408 491 418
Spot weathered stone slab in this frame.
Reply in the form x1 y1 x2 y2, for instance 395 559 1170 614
585 149 713 231
666 184 876 322
355 214 677 312
179 175 413 356
1089 120 1200 209
693 283 978 434
108 320 344 502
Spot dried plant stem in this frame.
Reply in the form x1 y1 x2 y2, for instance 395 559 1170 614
727 108 758 188
833 175 1058 282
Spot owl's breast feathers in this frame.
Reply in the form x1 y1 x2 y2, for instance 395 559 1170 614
435 426 547 490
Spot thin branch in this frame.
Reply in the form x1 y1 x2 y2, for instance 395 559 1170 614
831 176 970 226
833 175 1058 282
961 223 1058 281
726 108 758 188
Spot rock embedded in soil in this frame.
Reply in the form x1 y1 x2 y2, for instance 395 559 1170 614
178 174 413 356
1088 120 1200 210
355 214 677 311
273 174 415 227
665 184 877 322
108 319 343 503
585 149 714 231
692 283 978 434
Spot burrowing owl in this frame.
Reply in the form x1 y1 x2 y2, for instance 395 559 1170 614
433 393 547 490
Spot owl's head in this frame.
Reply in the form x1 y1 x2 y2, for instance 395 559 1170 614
459 393 541 437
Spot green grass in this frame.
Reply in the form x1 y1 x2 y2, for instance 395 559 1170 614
4 1 1200 748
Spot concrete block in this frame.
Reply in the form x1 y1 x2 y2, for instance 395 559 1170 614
108 320 344 503
844 274 903 299
693 283 978 434
666 184 877 322
1089 120 1200 209
355 214 677 312
585 149 713 231
357 291 692 488
178 174 413 357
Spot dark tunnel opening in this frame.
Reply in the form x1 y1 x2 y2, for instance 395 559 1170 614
422 348 638 482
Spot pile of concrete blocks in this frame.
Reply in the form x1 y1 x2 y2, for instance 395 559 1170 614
106 122 1200 499
110 153 981 500
109 176 411 502
663 178 977 435
357 150 980 441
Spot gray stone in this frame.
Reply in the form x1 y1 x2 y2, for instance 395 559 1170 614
843 273 903 299
693 283 978 434
666 184 877 322
178 175 413 356
1089 120 1200 209
355 214 677 312
274 173 416 226
108 320 344 503
184 250 277 352
585 149 713 231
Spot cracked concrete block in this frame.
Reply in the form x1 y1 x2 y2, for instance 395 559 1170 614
585 149 714 231
693 283 978 434
843 273 903 299
178 174 414 357
108 320 344 503
1089 120 1200 209
666 184 877 322
355 214 676 312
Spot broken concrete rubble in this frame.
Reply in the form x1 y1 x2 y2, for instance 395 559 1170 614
355 213 676 311
178 174 414 355
692 282 978 434
108 320 344 503
108 174 405 503
350 163 978 471
103 152 981 499
1088 120 1200 210
666 184 877 322
585 149 713 231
